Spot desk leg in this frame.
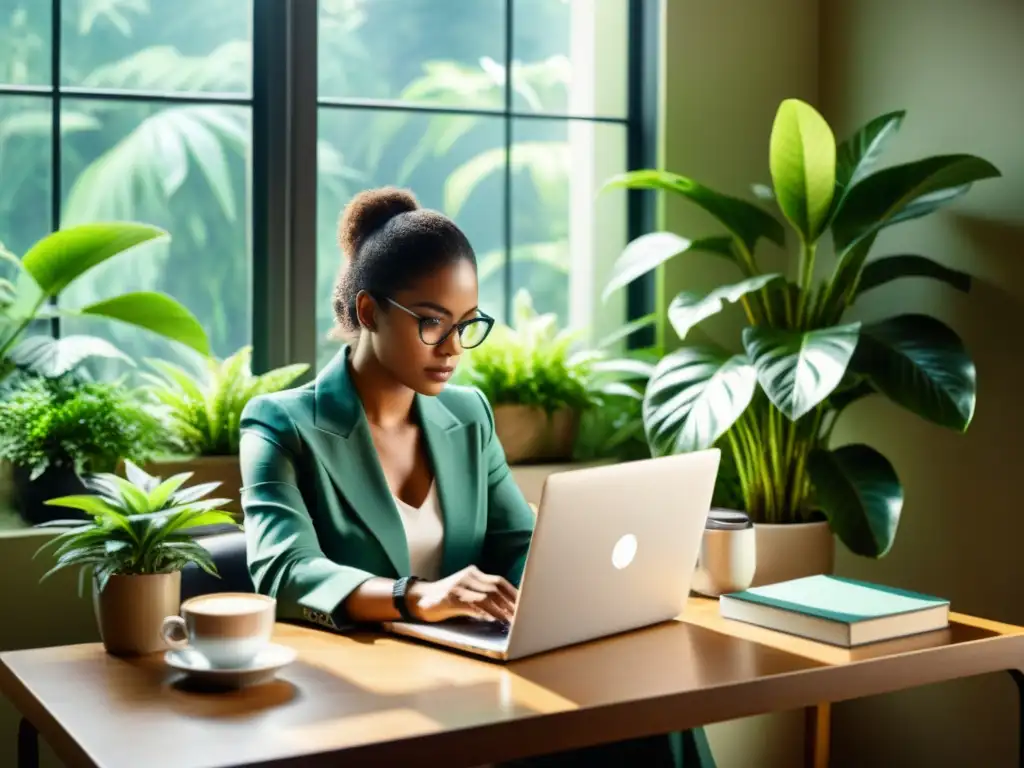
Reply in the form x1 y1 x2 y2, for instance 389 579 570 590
804 703 830 768
18 717 39 768
1009 669 1024 767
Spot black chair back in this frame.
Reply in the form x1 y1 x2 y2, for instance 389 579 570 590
180 530 254 601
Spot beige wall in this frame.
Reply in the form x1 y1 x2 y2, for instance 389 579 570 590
821 1 1024 766
661 0 1024 765
660 1 820 764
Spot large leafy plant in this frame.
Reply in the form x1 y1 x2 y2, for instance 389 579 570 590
456 289 652 415
0 374 165 480
603 99 999 559
139 345 309 456
34 461 237 593
0 222 210 381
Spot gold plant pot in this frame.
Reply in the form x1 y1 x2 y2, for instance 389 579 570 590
492 405 580 465
93 571 181 656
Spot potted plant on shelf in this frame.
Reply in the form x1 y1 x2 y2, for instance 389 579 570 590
0 373 165 525
0 222 210 383
137 345 309 513
456 289 652 465
34 460 237 656
602 98 998 584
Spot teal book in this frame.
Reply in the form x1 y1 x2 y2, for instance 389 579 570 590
719 575 950 647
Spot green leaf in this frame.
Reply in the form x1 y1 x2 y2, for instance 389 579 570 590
743 323 861 421
642 346 757 455
596 313 656 350
835 111 905 194
43 495 117 517
831 154 1001 253
769 98 836 242
668 274 784 341
147 473 194 510
602 233 738 302
20 222 168 298
603 170 785 252
6 334 135 377
808 444 903 557
77 291 210 356
850 314 976 431
855 254 971 298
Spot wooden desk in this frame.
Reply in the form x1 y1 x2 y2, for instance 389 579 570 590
2 597 1024 768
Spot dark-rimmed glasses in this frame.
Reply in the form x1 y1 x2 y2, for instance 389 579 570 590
386 298 495 349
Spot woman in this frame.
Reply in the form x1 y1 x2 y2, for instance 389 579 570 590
239 187 711 767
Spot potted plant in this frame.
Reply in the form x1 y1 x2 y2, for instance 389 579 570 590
457 290 652 464
0 222 210 382
34 461 237 655
602 99 999 584
137 345 309 513
0 373 165 525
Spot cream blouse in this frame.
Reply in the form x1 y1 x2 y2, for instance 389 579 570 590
391 482 445 581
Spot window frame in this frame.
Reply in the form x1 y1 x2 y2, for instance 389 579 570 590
0 0 660 374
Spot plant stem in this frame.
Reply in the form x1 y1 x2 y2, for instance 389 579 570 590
795 240 818 328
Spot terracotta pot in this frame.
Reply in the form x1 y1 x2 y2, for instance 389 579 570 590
137 455 244 517
750 520 835 587
93 571 182 656
492 405 580 465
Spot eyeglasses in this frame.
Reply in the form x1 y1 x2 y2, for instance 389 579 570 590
386 298 495 349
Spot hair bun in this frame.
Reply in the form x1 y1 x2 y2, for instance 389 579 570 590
338 186 420 260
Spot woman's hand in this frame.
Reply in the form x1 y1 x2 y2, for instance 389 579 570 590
407 565 518 623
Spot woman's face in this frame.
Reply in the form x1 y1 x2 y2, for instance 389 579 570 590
367 257 482 396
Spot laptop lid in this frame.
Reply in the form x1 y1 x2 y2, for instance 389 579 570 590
504 449 720 660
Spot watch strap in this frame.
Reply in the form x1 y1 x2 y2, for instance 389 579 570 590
392 576 420 621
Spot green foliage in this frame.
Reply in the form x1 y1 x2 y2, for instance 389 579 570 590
603 99 1000 559
0 374 164 480
0 222 211 381
33 460 237 594
456 290 597 413
140 345 309 456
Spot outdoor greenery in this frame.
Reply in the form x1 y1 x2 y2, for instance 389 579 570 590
0 374 164 480
603 98 999 559
456 289 652 418
34 461 236 592
140 345 309 456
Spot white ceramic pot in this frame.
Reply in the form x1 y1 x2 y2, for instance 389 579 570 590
751 521 835 587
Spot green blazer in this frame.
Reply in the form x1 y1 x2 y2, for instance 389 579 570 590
237 347 536 632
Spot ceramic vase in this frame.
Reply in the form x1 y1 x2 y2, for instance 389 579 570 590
93 571 182 656
750 520 835 587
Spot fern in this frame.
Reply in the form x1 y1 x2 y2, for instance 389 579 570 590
140 346 308 456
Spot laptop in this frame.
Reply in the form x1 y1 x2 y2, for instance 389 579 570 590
382 448 721 662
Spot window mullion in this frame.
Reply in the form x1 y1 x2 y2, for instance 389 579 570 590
49 0 61 340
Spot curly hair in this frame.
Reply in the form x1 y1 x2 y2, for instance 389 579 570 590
331 186 476 336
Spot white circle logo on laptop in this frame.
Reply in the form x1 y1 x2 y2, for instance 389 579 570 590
611 534 638 570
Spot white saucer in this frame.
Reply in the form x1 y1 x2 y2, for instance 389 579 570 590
165 643 297 689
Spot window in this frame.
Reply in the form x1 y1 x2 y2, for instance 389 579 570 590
0 0 656 376
0 0 252 375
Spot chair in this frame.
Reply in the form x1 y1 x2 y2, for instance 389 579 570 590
180 530 253 601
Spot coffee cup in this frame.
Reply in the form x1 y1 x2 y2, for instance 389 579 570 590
692 508 757 598
161 593 276 669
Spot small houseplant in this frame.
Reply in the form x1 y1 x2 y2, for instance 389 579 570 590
457 290 651 464
0 222 210 382
0 373 165 525
603 98 999 584
34 460 237 655
137 345 309 511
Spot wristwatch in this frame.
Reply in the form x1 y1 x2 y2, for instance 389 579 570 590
392 576 421 621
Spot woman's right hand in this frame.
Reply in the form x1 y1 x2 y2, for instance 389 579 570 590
407 565 518 623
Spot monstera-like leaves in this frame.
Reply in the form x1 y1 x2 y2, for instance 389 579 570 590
668 274 784 341
602 233 738 302
834 111 905 201
850 314 976 431
769 99 836 242
808 444 903 558
642 346 757 456
603 170 785 253
743 323 862 421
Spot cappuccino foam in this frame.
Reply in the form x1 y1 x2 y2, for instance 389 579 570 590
187 595 269 616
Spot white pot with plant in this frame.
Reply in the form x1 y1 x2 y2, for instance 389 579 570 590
137 345 308 514
34 461 238 655
457 290 652 465
602 99 998 585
